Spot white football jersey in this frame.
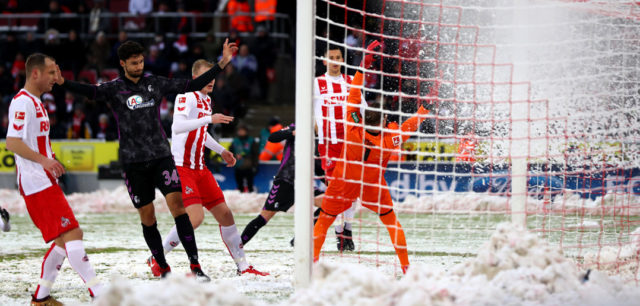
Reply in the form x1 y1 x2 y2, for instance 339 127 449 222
171 91 212 170
6 89 56 196
313 73 366 145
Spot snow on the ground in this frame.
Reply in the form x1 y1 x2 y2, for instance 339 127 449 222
583 227 640 282
2 187 638 216
289 223 640 306
95 274 254 306
0 187 268 214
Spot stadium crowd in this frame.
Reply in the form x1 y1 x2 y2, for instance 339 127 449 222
0 0 283 141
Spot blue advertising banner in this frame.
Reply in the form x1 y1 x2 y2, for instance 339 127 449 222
211 162 640 202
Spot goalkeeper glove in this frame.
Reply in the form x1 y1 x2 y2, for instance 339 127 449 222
361 40 383 70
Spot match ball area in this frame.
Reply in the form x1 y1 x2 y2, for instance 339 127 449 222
1 188 639 305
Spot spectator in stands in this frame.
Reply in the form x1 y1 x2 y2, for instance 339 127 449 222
39 0 69 33
251 26 276 100
20 32 43 58
89 0 110 34
259 117 283 161
345 29 363 73
200 31 219 60
145 45 170 76
232 44 258 81
42 93 57 117
230 124 259 192
1 32 19 68
93 113 117 140
172 60 191 79
43 29 63 60
48 114 67 139
87 31 110 73
10 53 25 79
172 34 190 60
60 30 86 78
222 63 250 110
227 0 253 32
129 0 152 15
254 0 277 30
62 91 79 122
0 66 14 105
110 31 129 67
68 107 92 139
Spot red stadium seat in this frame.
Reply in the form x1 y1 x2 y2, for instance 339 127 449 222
78 69 97 84
61 70 75 81
101 69 119 81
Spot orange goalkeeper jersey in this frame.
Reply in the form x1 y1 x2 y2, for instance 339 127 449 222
331 71 429 184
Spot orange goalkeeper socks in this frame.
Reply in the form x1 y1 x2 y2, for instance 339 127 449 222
379 210 410 269
313 211 336 261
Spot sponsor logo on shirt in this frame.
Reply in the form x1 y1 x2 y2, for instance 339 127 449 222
126 95 155 110
177 97 186 111
61 217 70 227
392 135 401 147
185 186 193 194
351 112 360 123
14 111 25 121
13 111 25 130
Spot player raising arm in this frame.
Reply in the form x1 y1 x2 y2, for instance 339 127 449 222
150 59 267 277
54 39 237 279
7 54 103 305
312 41 432 273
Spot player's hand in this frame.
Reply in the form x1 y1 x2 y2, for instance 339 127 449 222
40 158 65 178
211 113 234 124
55 65 65 85
361 40 383 70
221 150 237 167
220 38 238 67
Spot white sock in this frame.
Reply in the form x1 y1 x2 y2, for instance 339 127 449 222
35 244 66 299
0 215 8 232
65 240 102 297
220 224 249 271
343 203 356 231
162 225 181 254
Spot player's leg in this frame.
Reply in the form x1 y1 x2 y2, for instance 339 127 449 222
337 201 356 251
0 206 10 232
242 209 278 245
363 187 409 273
160 167 205 256
154 157 202 271
124 161 171 276
242 179 294 245
25 185 103 300
313 181 355 261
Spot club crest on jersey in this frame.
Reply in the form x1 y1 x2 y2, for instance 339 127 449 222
126 95 154 110
392 135 401 146
61 217 70 227
148 85 153 92
185 186 193 194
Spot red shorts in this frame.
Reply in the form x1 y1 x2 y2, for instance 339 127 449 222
319 142 343 180
177 166 225 210
321 176 393 216
24 184 79 243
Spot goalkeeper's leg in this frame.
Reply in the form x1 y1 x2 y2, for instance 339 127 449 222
313 198 351 261
364 188 409 273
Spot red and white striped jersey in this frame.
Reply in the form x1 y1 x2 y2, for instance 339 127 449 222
313 73 365 145
171 91 212 170
6 89 56 196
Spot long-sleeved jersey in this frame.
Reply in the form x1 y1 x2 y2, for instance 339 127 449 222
60 65 222 163
333 71 429 184
6 89 56 195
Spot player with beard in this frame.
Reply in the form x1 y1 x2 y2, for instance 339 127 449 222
54 40 237 280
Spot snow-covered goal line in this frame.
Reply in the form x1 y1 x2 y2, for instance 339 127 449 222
295 0 640 285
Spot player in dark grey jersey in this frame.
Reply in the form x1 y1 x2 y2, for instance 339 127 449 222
54 39 238 281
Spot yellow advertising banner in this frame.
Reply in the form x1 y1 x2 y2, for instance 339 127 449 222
0 141 120 173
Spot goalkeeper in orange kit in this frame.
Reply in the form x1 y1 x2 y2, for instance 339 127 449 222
313 40 433 273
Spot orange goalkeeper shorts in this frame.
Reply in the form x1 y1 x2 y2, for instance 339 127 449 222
321 177 394 216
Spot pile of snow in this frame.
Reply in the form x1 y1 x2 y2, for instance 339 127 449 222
290 223 640 306
0 187 267 214
95 274 253 306
583 227 640 282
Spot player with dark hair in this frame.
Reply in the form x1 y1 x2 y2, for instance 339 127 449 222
7 53 103 305
54 39 238 279
313 41 432 274
313 43 363 251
